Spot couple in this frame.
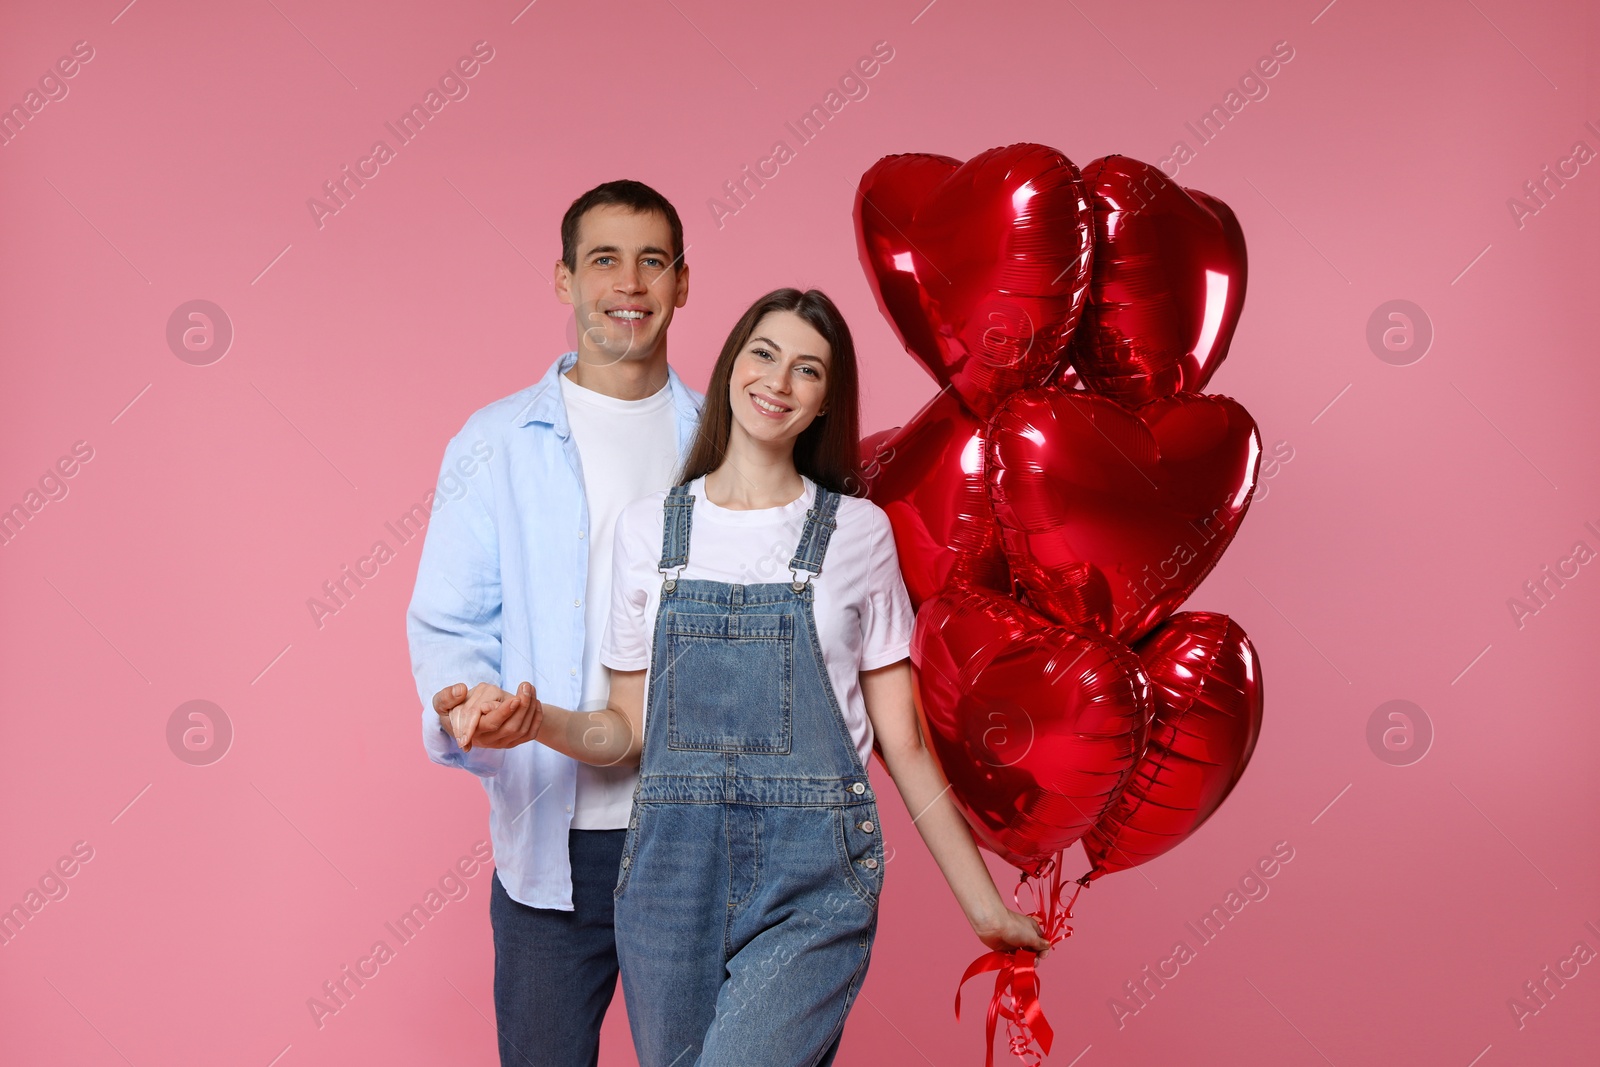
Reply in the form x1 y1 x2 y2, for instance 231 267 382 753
406 180 1045 1067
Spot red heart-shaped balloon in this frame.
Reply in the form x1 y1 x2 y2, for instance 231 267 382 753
986 387 1260 644
911 588 1153 873
858 387 1010 610
1070 156 1248 405
854 143 1094 417
1083 611 1264 880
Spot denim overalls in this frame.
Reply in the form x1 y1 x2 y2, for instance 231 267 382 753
613 483 887 1067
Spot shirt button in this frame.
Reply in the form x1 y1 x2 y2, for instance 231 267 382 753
851 782 866 795
574 598 582 607
620 855 629 868
860 820 874 833
863 857 878 870
569 668 578 677
565 805 572 813
578 531 585 539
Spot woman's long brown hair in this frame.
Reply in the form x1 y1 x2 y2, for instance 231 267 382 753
677 288 862 495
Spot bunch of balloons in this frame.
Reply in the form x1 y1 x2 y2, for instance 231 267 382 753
852 143 1266 1065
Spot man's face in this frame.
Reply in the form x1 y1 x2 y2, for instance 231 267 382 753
555 204 688 367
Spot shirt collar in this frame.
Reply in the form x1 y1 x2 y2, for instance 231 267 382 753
513 352 703 435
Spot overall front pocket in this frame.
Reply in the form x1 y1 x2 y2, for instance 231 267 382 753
664 610 793 754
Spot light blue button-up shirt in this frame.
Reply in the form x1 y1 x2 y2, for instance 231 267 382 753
407 351 704 909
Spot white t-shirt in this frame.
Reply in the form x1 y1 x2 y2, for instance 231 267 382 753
559 370 680 829
600 475 915 766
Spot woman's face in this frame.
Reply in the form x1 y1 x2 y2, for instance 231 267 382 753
726 310 831 449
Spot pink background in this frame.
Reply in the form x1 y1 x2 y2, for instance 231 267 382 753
3 0 1597 1064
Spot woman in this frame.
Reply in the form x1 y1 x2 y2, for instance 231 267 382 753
473 288 1047 1065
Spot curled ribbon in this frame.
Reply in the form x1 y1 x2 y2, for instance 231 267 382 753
954 855 1088 1066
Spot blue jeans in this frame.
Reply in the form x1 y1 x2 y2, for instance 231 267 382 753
613 484 884 1066
489 829 625 1067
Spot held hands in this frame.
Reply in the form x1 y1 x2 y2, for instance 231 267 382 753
432 681 541 751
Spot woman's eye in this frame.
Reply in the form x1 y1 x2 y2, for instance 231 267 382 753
798 366 819 378
753 348 774 360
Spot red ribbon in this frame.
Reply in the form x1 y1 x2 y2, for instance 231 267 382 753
955 948 1053 1067
954 856 1087 1066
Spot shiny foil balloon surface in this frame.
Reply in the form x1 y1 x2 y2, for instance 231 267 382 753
859 386 1010 609
911 589 1154 874
1083 612 1263 879
852 143 1263 881
854 143 1092 417
986 387 1261 644
1069 156 1248 405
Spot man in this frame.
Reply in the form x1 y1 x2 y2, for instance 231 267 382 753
406 179 702 1067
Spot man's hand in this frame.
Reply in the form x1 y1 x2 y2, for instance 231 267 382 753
432 681 541 751
472 681 542 749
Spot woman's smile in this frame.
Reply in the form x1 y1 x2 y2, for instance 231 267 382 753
749 391 793 418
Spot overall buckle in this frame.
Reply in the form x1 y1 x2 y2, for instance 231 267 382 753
661 563 685 594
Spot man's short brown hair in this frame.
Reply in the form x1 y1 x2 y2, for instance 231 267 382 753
560 180 685 272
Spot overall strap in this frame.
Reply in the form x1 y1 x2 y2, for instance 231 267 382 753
658 484 695 586
788 486 842 586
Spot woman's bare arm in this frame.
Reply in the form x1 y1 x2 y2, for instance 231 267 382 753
860 659 1049 954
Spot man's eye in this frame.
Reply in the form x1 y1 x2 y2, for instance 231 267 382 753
643 258 665 268
594 256 614 266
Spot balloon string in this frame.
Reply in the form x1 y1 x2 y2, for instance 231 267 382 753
955 853 1091 1066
